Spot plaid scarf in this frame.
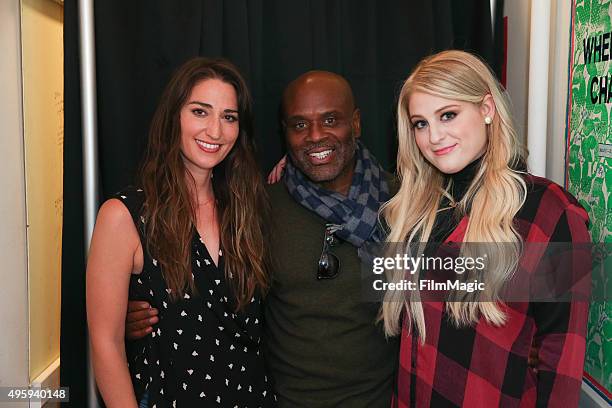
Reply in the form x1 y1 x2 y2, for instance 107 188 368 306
284 140 390 253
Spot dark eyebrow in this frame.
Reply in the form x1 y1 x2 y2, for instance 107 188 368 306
188 101 212 109
285 115 306 122
320 110 342 116
187 101 238 115
285 110 345 123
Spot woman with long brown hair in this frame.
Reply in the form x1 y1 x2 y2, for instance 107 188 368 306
86 57 275 407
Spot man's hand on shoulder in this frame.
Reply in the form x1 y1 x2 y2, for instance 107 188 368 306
125 301 158 340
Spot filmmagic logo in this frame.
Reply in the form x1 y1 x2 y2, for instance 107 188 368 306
371 278 485 293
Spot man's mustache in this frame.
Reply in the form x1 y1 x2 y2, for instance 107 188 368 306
302 143 337 153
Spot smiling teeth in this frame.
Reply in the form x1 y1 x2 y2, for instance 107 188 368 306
196 140 220 150
309 150 332 160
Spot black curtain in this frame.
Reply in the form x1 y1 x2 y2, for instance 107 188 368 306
62 1 503 406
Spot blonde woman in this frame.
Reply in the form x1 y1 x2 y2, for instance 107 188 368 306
381 50 590 407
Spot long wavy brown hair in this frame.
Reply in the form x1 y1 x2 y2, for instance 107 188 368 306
139 57 270 311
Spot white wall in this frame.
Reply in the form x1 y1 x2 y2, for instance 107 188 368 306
504 0 531 144
0 0 30 400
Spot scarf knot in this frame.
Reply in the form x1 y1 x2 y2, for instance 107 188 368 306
284 140 390 254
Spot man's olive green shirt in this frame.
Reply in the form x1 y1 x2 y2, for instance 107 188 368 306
264 180 399 408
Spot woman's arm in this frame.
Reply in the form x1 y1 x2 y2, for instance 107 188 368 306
531 205 591 407
86 198 141 408
266 155 287 184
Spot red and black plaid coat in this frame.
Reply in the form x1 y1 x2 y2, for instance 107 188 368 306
395 175 591 407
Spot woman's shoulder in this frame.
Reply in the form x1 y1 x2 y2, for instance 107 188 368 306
518 173 589 237
110 186 145 216
113 186 145 203
522 174 585 214
94 197 142 248
98 186 146 231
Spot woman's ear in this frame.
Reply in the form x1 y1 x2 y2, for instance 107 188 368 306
480 94 497 122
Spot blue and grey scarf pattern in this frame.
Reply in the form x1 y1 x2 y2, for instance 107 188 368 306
284 140 390 252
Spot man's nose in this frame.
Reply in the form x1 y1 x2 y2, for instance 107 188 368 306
306 122 326 143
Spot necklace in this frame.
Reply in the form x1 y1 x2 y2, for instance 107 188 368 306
436 192 459 213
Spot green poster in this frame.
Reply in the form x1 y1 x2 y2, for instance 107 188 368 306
568 0 611 396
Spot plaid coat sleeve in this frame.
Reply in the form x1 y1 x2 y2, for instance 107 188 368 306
522 180 591 407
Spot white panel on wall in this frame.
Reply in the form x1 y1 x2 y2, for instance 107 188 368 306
0 0 30 396
546 0 572 185
504 0 531 143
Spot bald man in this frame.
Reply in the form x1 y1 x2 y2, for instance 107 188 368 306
262 71 398 407
281 71 361 194
126 71 398 407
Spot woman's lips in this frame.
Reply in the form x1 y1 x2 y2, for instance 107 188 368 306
195 139 221 153
433 144 457 156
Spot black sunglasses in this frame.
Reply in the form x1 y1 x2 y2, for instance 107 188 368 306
317 224 343 280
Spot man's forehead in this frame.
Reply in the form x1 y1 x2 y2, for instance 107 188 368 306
283 71 355 115
285 83 352 113
292 75 348 97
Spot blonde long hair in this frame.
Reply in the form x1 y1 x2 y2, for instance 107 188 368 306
381 50 528 341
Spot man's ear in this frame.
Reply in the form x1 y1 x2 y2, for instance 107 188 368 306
480 94 496 121
352 108 361 138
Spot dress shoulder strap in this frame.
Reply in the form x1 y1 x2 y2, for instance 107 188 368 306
112 187 146 237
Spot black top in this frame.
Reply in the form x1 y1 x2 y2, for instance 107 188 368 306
117 188 275 408
429 158 482 244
